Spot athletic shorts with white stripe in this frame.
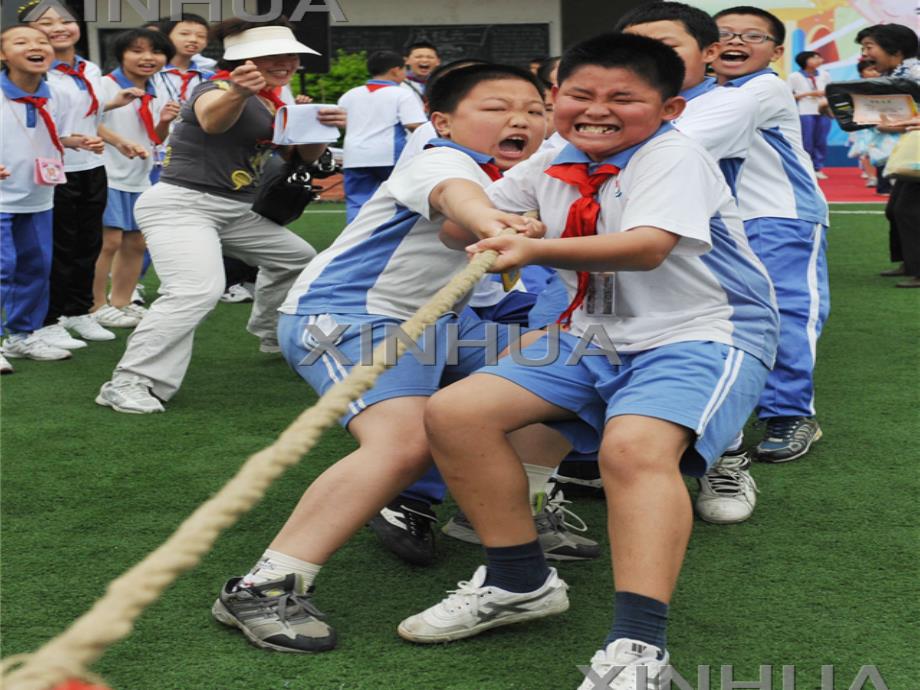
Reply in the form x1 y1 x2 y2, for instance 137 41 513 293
479 333 769 476
278 310 511 427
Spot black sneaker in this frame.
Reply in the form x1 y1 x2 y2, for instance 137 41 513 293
755 416 822 463
211 574 336 653
368 497 436 566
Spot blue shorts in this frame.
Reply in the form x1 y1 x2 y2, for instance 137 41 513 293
278 311 510 428
103 188 141 232
481 333 769 476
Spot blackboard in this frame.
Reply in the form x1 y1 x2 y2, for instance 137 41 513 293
330 24 550 67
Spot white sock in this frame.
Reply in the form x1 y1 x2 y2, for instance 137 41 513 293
725 432 745 454
242 548 322 593
524 463 557 514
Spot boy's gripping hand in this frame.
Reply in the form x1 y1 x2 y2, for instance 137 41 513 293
113 139 149 159
0 164 10 180
473 208 546 240
466 233 540 273
229 61 267 97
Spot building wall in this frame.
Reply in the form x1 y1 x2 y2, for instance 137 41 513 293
334 0 563 54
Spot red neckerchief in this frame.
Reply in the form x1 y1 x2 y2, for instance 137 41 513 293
106 73 161 146
12 96 64 155
479 162 503 181
165 68 200 101
257 86 286 112
544 161 620 327
55 61 99 117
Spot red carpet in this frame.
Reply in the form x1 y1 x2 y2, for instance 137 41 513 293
818 166 888 203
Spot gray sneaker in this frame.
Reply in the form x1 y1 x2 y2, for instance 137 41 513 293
96 374 164 414
212 575 336 653
755 416 822 463
442 489 600 561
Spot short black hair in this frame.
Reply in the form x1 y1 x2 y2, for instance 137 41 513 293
536 56 561 88
112 28 176 65
713 6 786 45
427 63 544 115
427 58 489 93
795 50 820 69
557 32 685 100
855 24 918 60
367 50 404 76
159 13 209 38
615 1 720 50
405 41 438 57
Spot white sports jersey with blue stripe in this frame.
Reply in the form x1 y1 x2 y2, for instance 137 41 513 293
673 77 758 194
279 142 497 319
725 70 828 224
487 126 779 368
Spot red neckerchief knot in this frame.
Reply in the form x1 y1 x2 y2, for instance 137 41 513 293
166 68 200 101
55 61 99 117
544 161 620 327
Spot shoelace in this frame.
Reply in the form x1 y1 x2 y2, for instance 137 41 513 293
764 417 805 442
242 583 327 622
705 455 758 496
440 578 483 615
544 491 589 533
399 503 436 538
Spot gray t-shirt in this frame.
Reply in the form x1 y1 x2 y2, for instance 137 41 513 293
160 80 276 201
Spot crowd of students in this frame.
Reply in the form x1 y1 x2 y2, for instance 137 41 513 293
1 2 917 687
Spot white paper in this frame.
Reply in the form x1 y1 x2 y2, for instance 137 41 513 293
852 94 918 125
273 104 341 145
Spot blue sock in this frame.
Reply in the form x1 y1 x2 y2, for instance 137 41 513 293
483 540 549 593
605 591 669 653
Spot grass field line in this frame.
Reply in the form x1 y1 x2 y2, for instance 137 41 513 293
830 210 885 214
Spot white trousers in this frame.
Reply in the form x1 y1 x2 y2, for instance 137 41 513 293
115 183 316 400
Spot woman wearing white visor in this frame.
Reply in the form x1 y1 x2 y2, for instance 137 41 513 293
96 18 346 413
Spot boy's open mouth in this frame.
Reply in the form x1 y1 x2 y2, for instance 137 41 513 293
719 51 750 63
498 135 528 153
575 124 620 134
26 54 47 64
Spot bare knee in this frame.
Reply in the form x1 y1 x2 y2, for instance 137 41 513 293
598 422 690 484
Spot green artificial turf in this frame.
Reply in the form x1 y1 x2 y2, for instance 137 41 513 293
1 203 917 689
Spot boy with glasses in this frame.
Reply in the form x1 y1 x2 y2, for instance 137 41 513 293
711 6 830 464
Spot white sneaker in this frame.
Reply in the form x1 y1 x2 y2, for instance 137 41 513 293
220 283 254 303
577 638 671 690
93 305 141 328
0 353 13 374
121 303 147 319
2 334 71 361
96 373 164 414
397 565 569 644
259 338 281 354
35 324 87 350
60 314 116 341
695 452 758 524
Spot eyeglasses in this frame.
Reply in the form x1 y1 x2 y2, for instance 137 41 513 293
718 30 777 44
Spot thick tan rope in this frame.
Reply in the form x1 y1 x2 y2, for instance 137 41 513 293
0 243 505 690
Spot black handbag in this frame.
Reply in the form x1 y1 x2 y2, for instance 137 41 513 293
251 152 317 226
825 77 920 132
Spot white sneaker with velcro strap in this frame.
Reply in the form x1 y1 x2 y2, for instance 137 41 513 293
397 565 569 643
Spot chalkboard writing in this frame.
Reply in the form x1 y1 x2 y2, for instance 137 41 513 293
331 24 550 67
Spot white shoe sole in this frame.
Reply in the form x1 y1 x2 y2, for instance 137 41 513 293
397 591 569 644
211 599 334 653
95 394 163 414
